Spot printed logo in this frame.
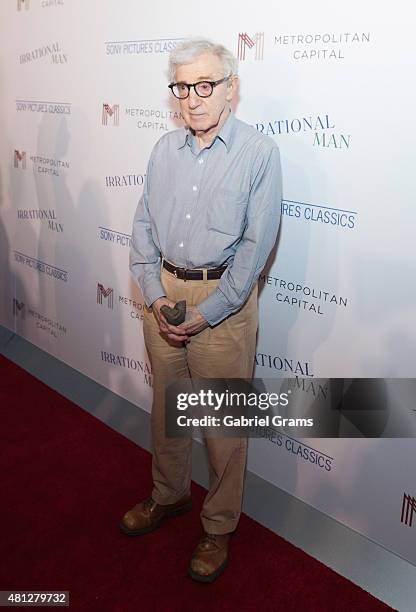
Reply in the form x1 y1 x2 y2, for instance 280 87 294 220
100 105 182 131
100 351 152 387
105 174 145 188
18 1 65 10
19 42 67 64
274 32 371 61
237 32 265 60
98 227 131 248
13 251 68 282
17 209 63 233
255 113 350 151
12 298 67 337
16 99 71 115
281 199 357 230
125 107 182 131
102 104 119 126
97 283 114 309
14 150 26 169
13 298 25 318
401 492 416 527
250 426 333 471
259 274 349 315
255 352 313 377
96 283 144 320
14 149 69 176
105 37 185 56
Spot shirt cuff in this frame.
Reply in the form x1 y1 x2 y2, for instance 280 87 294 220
141 277 166 308
197 288 236 327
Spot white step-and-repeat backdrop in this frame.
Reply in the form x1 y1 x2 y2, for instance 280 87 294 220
1 0 415 564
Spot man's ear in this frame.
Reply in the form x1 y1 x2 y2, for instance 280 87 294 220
226 75 239 102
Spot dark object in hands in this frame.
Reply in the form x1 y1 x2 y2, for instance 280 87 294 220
160 300 186 325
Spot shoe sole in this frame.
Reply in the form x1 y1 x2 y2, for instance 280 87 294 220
119 500 192 536
188 558 228 583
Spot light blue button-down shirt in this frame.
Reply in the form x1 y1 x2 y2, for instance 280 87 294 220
130 110 282 326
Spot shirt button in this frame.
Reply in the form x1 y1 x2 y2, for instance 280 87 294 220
192 185 198 192
185 213 191 219
198 158 204 164
178 242 184 248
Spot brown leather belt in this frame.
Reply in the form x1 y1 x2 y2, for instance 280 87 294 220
162 259 227 281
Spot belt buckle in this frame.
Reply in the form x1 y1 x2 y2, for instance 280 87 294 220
174 266 186 281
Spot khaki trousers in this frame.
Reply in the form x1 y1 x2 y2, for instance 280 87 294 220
143 265 258 535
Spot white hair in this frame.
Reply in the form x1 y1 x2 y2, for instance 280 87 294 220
167 37 238 83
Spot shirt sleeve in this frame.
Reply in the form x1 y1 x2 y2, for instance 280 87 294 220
129 148 166 307
197 142 282 326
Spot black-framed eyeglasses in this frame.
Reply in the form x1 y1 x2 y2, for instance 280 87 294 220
168 75 231 99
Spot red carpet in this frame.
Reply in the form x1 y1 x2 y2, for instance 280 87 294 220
0 354 393 611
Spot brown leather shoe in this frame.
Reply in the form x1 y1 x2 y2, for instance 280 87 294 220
119 494 191 536
188 532 231 583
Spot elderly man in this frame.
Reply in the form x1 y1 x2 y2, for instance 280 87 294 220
121 38 282 582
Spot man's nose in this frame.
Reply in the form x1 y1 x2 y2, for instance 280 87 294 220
187 88 201 108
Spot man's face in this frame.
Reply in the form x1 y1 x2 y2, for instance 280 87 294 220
174 52 237 136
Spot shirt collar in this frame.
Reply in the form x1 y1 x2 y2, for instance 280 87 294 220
178 110 236 153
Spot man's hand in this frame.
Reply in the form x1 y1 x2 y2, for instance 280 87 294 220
151 297 189 343
176 305 209 337
151 300 209 342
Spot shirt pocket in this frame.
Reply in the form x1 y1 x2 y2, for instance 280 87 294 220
206 188 249 236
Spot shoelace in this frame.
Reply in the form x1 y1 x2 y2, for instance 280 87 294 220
143 497 156 512
203 533 216 541
200 533 218 549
